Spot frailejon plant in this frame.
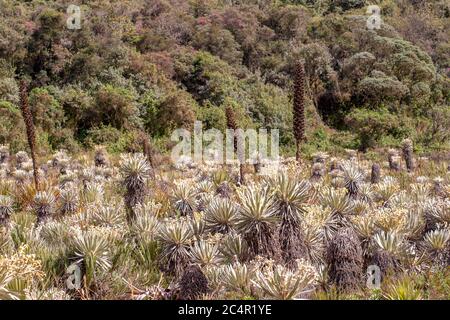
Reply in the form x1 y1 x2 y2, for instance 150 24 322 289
94 146 108 168
253 260 317 300
222 262 254 297
72 231 112 290
59 187 79 216
341 161 364 198
33 191 56 225
171 181 198 216
311 163 325 182
141 134 155 176
0 195 14 226
204 197 239 234
270 172 309 267
0 135 448 300
19 81 39 190
371 163 381 184
388 149 401 171
326 227 363 291
293 61 306 163
321 187 354 224
371 230 404 277
401 139 414 172
219 232 249 264
178 264 209 300
188 240 220 267
236 185 278 258
225 106 245 185
0 145 9 165
120 153 151 223
424 229 450 267
156 219 193 276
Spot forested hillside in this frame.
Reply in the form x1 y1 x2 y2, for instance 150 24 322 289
0 0 448 156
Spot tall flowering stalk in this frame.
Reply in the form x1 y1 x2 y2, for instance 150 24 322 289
141 132 155 178
19 80 39 190
226 106 245 185
293 61 306 163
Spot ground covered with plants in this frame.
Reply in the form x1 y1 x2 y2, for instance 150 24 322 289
0 0 449 301
0 145 449 300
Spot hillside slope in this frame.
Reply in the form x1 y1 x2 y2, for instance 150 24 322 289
0 0 448 156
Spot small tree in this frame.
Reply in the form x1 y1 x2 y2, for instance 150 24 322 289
345 108 397 152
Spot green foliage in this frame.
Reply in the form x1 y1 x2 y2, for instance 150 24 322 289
142 87 197 137
192 23 243 65
84 126 141 154
0 77 19 104
93 85 139 130
345 107 411 151
0 100 27 152
0 0 446 156
357 72 409 106
197 102 227 131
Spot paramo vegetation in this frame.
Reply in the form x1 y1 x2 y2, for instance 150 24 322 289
0 0 448 156
0 143 449 299
0 0 449 302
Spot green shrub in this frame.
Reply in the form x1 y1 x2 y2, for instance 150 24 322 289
84 125 141 154
345 107 401 151
0 100 27 152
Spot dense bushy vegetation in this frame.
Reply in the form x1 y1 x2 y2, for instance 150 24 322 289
0 0 448 156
